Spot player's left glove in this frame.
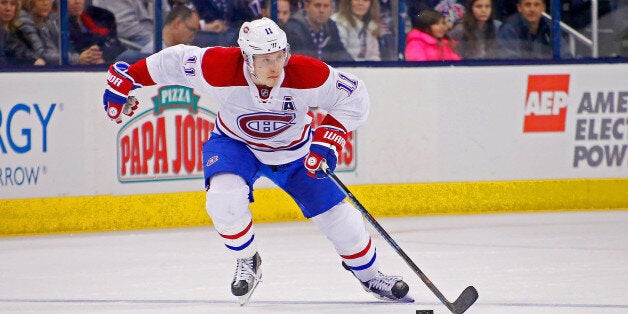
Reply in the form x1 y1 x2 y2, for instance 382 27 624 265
103 61 141 124
304 115 348 179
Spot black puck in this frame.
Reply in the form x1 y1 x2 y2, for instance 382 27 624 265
416 310 434 314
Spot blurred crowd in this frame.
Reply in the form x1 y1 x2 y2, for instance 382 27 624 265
0 0 626 67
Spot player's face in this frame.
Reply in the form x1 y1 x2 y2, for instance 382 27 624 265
471 0 492 23
252 50 288 87
517 0 545 25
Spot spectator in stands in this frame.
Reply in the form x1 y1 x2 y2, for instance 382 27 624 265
377 0 396 60
18 0 46 62
17 4 48 65
449 0 501 59
284 0 353 61
117 4 199 63
141 5 199 53
21 0 103 65
1 0 19 38
497 0 571 59
405 8 461 61
68 0 125 63
331 0 381 61
1 0 45 65
261 0 292 25
192 0 262 47
92 0 171 47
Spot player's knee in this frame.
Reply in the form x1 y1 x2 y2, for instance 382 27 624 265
205 173 251 230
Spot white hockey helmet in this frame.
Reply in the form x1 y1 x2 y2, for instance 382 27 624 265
238 17 290 75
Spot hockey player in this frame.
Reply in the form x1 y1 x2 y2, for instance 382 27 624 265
102 17 413 305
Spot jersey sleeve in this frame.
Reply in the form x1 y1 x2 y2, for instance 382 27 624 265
317 66 370 132
129 44 209 88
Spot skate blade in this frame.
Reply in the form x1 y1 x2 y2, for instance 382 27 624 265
396 295 415 303
368 291 415 303
237 275 262 306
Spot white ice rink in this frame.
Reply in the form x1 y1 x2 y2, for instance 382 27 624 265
1 210 626 314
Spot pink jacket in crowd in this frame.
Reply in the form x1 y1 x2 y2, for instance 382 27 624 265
404 29 461 61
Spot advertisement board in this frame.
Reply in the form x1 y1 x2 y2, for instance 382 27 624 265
1 64 626 200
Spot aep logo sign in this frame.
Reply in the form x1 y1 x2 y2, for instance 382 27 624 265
523 74 570 132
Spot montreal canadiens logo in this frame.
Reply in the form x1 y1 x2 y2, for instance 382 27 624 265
237 112 296 139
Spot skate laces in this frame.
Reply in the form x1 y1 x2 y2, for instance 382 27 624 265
367 272 402 292
234 256 260 282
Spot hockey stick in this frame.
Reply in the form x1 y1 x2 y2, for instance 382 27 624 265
322 164 478 314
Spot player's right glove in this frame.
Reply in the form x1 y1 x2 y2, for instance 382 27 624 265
304 115 348 179
103 61 141 124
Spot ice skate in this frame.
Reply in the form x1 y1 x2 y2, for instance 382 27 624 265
342 262 414 303
231 252 262 306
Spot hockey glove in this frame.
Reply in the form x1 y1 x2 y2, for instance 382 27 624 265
304 115 348 179
103 61 141 124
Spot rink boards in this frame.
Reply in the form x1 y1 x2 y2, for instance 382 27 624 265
2 179 627 235
1 64 627 235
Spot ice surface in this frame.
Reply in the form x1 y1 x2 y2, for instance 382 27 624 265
1 211 626 313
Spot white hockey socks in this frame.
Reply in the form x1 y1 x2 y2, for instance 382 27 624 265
311 201 379 282
206 173 257 259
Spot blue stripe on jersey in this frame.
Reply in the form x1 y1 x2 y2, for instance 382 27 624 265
225 234 255 251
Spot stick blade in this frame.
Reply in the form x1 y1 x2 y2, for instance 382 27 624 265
451 286 478 314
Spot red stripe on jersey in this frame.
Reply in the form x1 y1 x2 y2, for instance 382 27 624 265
219 220 253 240
201 47 248 87
216 113 311 151
128 59 156 86
340 238 372 259
282 55 330 89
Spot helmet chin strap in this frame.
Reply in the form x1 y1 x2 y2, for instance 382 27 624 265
243 54 257 79
247 63 261 83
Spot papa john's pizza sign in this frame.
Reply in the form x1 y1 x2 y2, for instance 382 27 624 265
117 86 216 182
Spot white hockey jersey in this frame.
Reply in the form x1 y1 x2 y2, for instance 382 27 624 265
129 45 370 165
